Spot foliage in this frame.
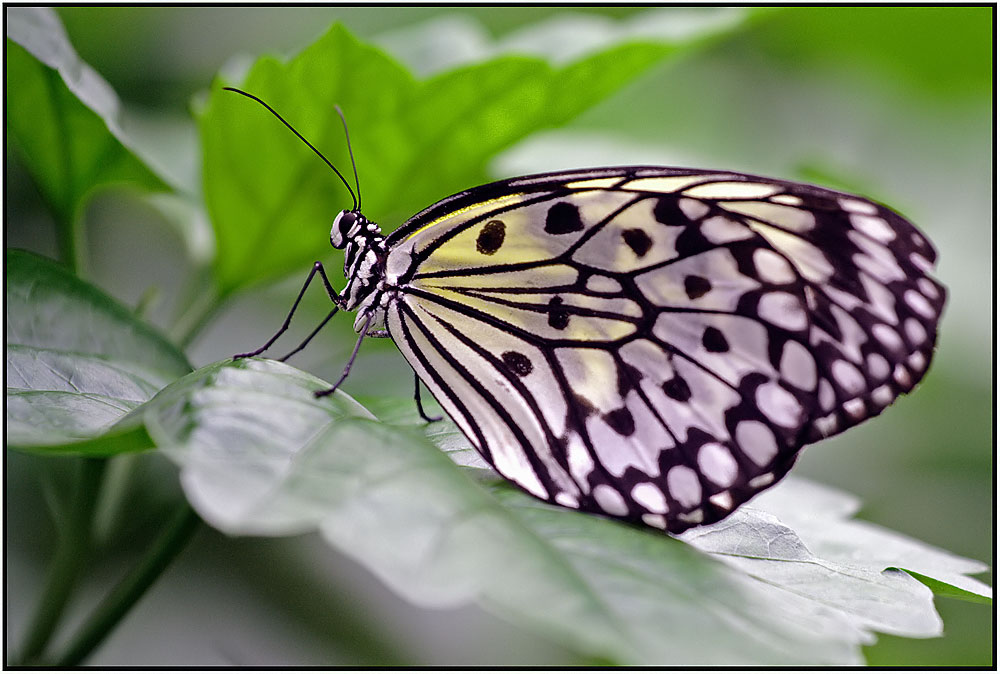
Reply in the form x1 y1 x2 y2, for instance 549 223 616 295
5 5 993 667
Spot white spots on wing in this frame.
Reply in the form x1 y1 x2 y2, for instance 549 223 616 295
631 482 669 513
904 289 936 319
818 380 836 411
893 364 913 388
858 272 900 325
910 252 934 273
755 382 803 427
812 414 839 438
748 473 775 489
771 194 803 206
866 353 891 380
850 213 895 242
678 197 710 219
779 339 817 390
827 304 868 362
872 323 905 353
565 432 595 488
839 197 878 215
684 181 781 199
666 465 703 508
565 177 621 189
824 284 864 312
917 277 940 300
593 484 630 516
697 443 739 488
871 384 895 407
753 248 797 284
904 317 928 346
907 351 927 372
700 215 754 244
642 513 668 529
757 291 808 331
585 274 622 293
720 201 816 232
831 360 867 395
678 508 704 524
849 230 905 283
709 491 734 510
843 398 866 420
735 420 779 467
626 174 729 193
555 492 580 508
748 224 835 283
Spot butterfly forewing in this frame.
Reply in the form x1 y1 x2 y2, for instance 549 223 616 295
382 167 944 533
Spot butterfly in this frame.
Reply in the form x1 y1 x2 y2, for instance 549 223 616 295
227 88 946 534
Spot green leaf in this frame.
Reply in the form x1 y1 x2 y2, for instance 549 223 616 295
143 358 375 534
898 571 992 606
199 21 701 295
749 7 992 99
727 478 993 606
5 7 170 265
147 366 991 665
5 249 191 452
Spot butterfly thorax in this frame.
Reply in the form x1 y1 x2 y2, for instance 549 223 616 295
330 209 390 335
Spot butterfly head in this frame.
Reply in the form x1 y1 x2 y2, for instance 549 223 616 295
331 209 380 249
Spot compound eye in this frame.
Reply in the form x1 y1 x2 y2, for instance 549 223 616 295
330 210 357 248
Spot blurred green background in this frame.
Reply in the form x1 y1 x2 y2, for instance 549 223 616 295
6 6 993 666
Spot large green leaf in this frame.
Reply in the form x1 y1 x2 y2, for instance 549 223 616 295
5 7 170 247
5 249 191 452
199 19 737 295
147 360 990 665
749 7 991 99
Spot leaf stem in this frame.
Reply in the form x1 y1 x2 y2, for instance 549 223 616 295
170 282 224 349
18 457 107 664
51 504 202 666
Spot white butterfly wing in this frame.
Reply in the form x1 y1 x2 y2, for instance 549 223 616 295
382 167 944 533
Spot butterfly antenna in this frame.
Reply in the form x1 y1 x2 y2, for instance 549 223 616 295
223 87 357 211
333 104 362 211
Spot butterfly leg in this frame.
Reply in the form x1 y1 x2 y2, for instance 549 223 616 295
314 312 373 398
413 374 442 423
276 308 337 362
233 261 340 360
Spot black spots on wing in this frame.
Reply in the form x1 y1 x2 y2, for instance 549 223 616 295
662 375 692 402
501 350 533 377
702 326 730 353
651 195 715 258
621 228 653 257
544 201 584 234
617 360 643 397
653 196 688 226
604 407 636 437
476 219 506 255
573 393 598 417
547 296 570 330
684 275 712 299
